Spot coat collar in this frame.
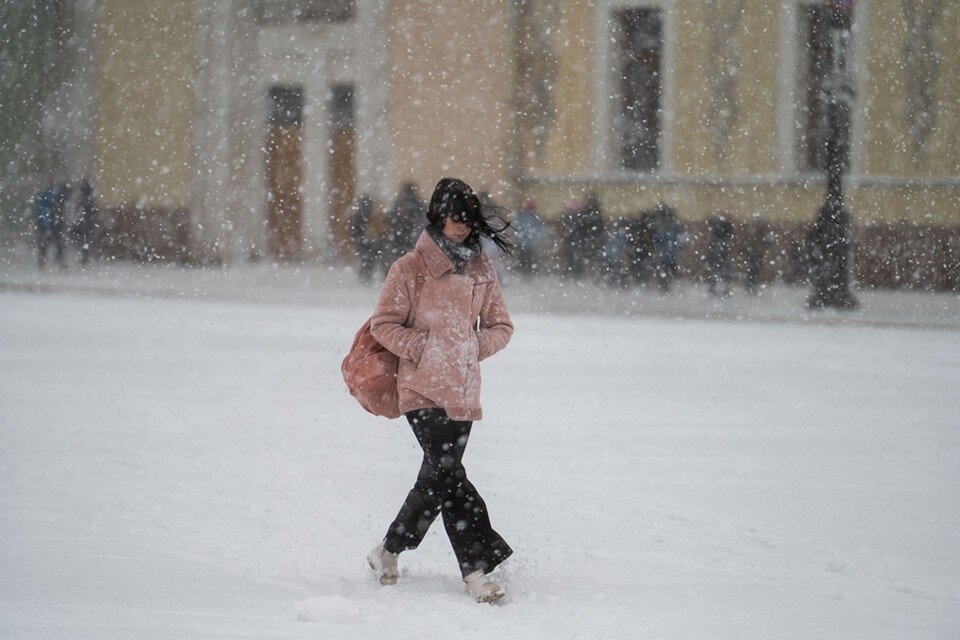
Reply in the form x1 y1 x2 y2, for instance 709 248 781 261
426 225 479 274
414 229 489 280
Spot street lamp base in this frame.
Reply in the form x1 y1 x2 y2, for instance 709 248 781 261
807 289 859 310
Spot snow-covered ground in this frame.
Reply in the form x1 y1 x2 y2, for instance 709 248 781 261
2 256 959 639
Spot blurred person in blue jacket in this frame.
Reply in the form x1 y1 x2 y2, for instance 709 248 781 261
512 198 546 276
34 182 70 270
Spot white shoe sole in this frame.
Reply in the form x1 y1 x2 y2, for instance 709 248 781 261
475 588 505 605
367 555 397 586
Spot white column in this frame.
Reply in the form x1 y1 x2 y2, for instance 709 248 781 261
193 0 232 261
302 68 330 260
354 0 394 203
226 0 266 260
193 0 263 262
776 0 798 176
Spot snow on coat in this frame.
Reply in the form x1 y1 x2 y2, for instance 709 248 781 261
370 230 513 421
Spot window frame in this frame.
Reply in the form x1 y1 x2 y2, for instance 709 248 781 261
777 0 867 178
593 0 676 177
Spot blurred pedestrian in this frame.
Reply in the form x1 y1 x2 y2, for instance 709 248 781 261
34 182 69 270
71 179 99 266
706 212 735 297
513 198 546 276
349 194 381 282
477 189 509 283
365 177 514 604
384 181 426 265
580 192 607 280
367 203 392 276
558 198 581 277
604 217 631 287
652 202 684 292
743 212 773 295
629 209 657 284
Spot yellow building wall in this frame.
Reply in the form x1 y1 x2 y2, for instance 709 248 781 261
671 2 712 175
96 0 195 208
863 1 960 177
541 1 785 178
541 0 593 174
537 1 786 177
526 0 959 226
387 0 513 197
724 1 780 176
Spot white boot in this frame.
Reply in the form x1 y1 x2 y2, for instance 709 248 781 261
366 544 398 586
463 569 505 604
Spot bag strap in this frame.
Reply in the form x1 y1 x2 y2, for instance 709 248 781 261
404 251 427 327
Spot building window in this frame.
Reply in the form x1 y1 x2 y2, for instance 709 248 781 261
257 0 354 25
613 7 662 172
797 2 832 173
268 86 304 126
328 84 357 251
329 84 354 130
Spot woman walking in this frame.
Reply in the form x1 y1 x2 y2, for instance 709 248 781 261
365 177 515 604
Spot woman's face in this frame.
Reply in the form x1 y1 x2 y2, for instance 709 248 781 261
442 215 472 243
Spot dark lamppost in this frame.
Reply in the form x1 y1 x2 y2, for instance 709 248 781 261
807 0 858 309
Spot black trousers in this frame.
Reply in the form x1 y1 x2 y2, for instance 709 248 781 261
383 408 512 577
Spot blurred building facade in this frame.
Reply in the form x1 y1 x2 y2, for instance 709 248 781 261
520 0 960 290
50 0 516 263
25 0 960 286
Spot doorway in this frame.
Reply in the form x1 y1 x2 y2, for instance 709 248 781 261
266 85 304 260
329 84 356 258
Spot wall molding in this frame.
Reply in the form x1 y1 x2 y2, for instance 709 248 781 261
521 171 960 189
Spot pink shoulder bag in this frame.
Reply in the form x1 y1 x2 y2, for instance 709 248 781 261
341 253 425 418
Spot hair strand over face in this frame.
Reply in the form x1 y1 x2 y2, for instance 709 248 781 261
428 177 514 255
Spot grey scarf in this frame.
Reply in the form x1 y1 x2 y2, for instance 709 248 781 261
427 224 479 274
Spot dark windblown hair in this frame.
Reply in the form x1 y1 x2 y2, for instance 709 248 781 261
427 177 514 255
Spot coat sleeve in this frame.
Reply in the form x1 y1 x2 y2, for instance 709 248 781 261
369 259 428 363
476 272 514 361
